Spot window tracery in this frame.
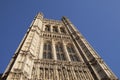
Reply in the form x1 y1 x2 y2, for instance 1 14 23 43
55 42 66 60
66 44 79 61
43 41 52 59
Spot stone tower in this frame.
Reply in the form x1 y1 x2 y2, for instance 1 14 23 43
1 13 118 80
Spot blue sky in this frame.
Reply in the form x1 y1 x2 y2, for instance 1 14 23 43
0 0 120 78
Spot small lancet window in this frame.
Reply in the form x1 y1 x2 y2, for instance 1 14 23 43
45 25 50 32
60 27 66 34
53 26 58 33
43 41 52 59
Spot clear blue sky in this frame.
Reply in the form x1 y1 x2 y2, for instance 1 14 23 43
0 0 119 78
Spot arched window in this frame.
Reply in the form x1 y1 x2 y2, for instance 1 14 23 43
43 41 52 59
55 43 66 60
45 25 50 32
53 26 58 33
60 27 66 34
66 44 79 61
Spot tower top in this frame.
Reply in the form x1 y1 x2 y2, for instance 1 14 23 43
35 12 44 20
1 12 118 80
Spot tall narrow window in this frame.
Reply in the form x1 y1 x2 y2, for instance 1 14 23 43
55 43 66 60
43 41 52 59
60 27 66 34
53 26 58 33
45 25 50 32
66 44 79 61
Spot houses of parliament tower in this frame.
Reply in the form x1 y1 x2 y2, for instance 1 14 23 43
1 13 118 80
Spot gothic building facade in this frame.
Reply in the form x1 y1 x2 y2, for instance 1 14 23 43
1 13 118 80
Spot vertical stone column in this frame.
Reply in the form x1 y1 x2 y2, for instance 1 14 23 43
52 39 57 60
58 26 61 33
39 38 44 59
62 41 71 61
43 68 45 80
54 66 58 80
51 24 53 32
71 67 77 80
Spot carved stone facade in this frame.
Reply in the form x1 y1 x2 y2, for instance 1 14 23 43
1 13 118 80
